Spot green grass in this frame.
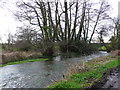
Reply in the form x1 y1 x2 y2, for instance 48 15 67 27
0 58 49 67
98 46 107 51
48 59 120 88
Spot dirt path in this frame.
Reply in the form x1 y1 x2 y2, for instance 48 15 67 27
88 65 120 89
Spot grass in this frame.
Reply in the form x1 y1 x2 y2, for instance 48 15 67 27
48 58 120 88
0 58 49 67
98 46 107 51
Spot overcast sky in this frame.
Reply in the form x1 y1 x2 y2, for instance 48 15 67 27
0 0 120 43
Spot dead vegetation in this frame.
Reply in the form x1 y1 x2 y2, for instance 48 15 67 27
0 51 42 64
66 50 119 77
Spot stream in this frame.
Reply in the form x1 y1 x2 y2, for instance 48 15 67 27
0 51 109 88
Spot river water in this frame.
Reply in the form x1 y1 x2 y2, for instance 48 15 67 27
0 51 108 88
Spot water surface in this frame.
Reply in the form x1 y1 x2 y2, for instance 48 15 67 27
0 51 109 88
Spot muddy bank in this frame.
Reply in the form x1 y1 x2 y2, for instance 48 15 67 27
88 65 120 89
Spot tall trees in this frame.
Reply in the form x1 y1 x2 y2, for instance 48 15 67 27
77 0 86 41
89 0 110 43
15 26 38 51
15 0 111 54
16 0 110 41
71 1 78 41
108 18 120 50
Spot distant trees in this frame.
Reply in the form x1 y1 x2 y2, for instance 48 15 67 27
108 18 120 51
14 0 111 55
14 26 37 51
2 32 15 51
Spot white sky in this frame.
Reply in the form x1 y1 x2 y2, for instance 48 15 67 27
0 0 120 43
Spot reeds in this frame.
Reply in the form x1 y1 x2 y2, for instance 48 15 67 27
1 51 42 64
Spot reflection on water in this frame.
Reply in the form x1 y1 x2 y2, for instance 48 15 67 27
0 51 109 88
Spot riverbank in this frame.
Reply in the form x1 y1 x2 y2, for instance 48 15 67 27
0 58 49 67
0 51 109 88
48 50 119 88
88 65 119 89
0 50 102 67
0 51 43 64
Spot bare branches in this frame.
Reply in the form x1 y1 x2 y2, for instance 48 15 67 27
15 0 111 44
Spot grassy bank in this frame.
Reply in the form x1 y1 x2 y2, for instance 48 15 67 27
48 51 119 88
1 51 43 64
0 58 49 67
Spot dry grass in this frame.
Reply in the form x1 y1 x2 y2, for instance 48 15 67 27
0 51 42 64
48 50 120 88
66 50 119 77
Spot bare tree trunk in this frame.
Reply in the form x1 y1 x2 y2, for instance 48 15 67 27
54 1 59 41
89 14 100 43
71 1 78 41
58 12 64 40
85 6 90 41
89 1 107 43
64 0 68 41
47 2 53 40
38 2 49 40
69 2 72 33
77 1 86 41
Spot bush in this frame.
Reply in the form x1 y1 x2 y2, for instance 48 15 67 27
42 46 54 56
98 46 107 51
60 41 97 55
107 31 120 52
18 46 31 51
1 51 42 64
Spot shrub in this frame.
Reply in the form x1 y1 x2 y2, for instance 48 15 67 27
1 51 42 64
18 46 31 51
42 46 54 56
60 41 97 55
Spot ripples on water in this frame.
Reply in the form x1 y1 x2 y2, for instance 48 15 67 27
0 51 109 88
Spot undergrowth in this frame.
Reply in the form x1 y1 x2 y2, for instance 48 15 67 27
48 58 120 88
